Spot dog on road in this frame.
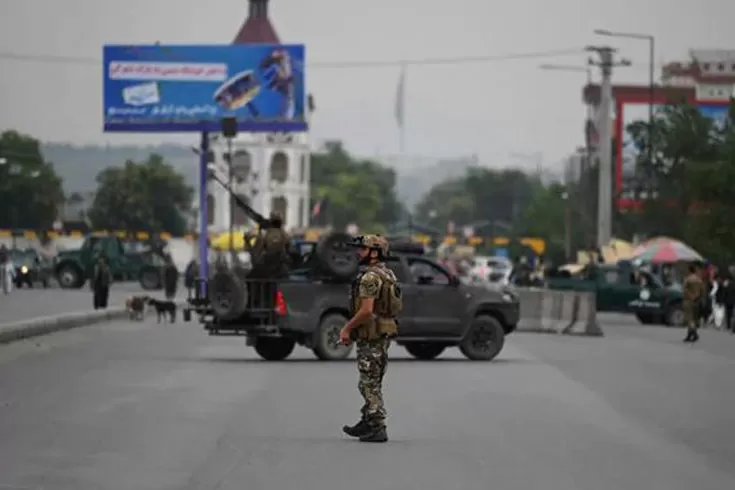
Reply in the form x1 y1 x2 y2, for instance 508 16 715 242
146 298 177 323
126 295 148 321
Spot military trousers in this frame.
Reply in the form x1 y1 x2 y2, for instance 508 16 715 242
356 336 391 428
684 301 701 329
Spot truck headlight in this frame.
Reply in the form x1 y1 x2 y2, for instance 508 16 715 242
20 265 28 274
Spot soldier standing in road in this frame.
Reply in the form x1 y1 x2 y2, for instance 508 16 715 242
683 263 705 343
340 235 402 443
92 255 112 310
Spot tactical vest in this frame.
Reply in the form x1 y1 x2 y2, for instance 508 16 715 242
350 264 402 340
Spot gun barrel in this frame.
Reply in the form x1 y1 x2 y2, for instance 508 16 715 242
208 171 269 227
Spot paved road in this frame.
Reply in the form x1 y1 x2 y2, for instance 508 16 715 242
1 317 734 490
0 282 182 325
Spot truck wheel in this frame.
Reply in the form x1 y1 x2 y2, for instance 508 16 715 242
404 343 446 360
254 337 295 361
313 313 353 360
56 264 82 289
665 303 686 327
316 233 359 280
459 314 505 361
139 267 162 290
209 270 248 320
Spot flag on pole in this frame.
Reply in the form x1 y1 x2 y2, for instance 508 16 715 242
395 66 405 128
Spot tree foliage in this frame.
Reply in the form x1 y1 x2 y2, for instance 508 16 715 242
0 130 65 229
88 154 193 235
415 168 539 229
310 141 402 233
413 167 581 262
624 101 735 264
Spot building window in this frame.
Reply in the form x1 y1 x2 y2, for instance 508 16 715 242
298 198 305 228
270 152 289 183
300 155 307 183
271 197 288 225
206 193 215 225
232 193 250 226
702 63 710 71
718 63 725 71
231 150 251 183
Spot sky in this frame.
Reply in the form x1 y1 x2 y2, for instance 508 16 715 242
0 0 733 171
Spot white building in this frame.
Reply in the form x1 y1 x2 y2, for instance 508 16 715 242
662 49 735 100
205 132 311 233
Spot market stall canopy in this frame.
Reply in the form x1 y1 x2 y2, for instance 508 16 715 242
211 232 257 251
600 238 634 263
632 237 703 264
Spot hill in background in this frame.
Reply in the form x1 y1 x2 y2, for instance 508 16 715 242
41 143 518 210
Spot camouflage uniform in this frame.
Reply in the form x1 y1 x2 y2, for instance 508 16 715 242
683 271 704 342
344 235 399 443
249 212 290 317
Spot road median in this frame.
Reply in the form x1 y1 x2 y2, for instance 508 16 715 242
0 307 128 344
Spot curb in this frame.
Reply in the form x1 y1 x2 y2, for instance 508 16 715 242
0 307 128 345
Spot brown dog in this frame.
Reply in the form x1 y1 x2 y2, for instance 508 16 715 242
126 295 148 321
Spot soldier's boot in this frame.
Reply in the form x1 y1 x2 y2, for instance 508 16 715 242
359 425 388 443
683 329 694 342
691 329 700 342
358 417 388 443
342 419 371 438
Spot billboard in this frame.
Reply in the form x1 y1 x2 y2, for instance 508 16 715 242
616 101 729 206
103 44 307 133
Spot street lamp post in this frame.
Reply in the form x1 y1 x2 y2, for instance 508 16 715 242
594 29 656 196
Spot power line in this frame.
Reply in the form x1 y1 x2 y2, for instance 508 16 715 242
0 47 589 69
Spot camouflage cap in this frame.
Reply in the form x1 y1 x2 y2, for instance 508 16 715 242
269 211 283 221
361 234 389 255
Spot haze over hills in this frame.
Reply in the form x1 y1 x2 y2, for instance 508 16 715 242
42 143 200 194
40 143 561 209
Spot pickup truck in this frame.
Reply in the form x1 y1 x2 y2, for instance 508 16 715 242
547 263 685 326
185 251 520 362
54 235 166 290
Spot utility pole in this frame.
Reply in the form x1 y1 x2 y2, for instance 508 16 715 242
586 46 631 248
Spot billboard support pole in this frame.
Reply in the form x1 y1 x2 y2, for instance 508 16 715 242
198 130 209 296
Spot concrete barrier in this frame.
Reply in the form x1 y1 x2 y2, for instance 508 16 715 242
516 288 603 337
0 307 128 344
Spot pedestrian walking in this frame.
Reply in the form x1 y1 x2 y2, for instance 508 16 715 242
683 263 705 343
92 255 112 309
163 255 179 301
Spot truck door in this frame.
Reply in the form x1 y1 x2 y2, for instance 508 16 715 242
598 268 640 312
405 257 463 337
103 238 126 279
596 268 624 311
384 256 416 335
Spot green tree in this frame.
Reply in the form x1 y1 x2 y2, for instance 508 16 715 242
310 141 402 231
0 130 64 229
623 100 735 264
89 154 193 235
414 167 541 232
